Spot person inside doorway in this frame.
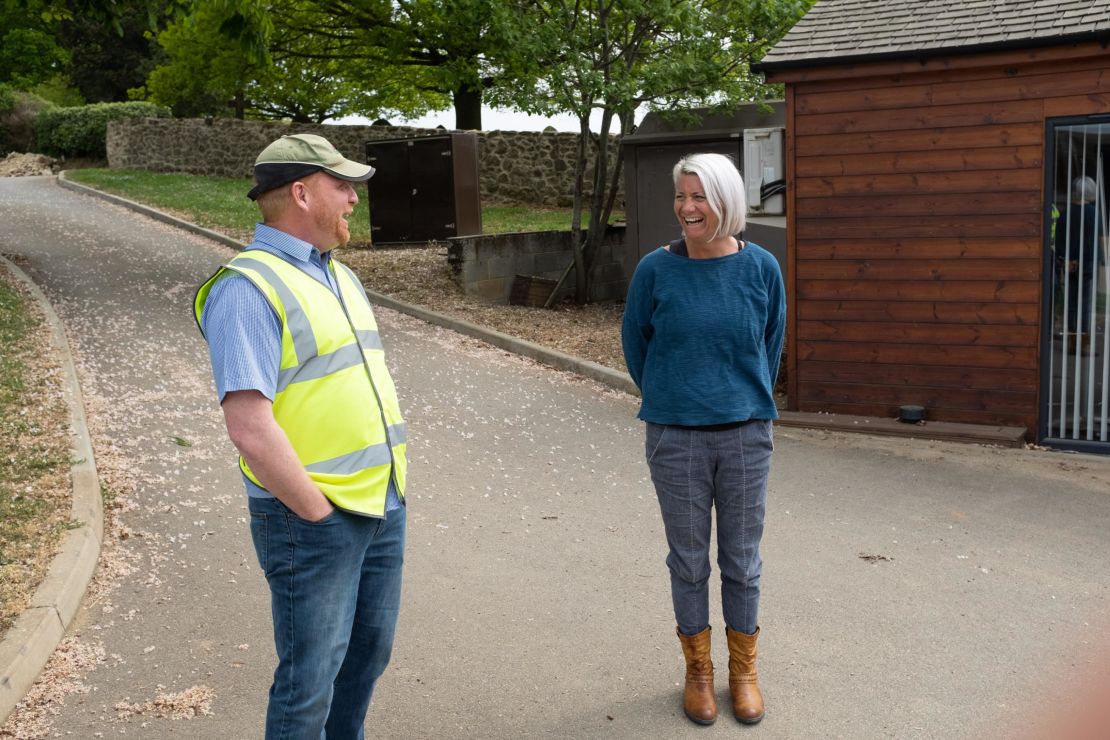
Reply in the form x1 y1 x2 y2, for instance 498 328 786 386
1056 175 1106 353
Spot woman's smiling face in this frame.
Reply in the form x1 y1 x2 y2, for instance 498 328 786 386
674 173 719 242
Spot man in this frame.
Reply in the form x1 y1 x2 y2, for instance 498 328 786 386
193 133 407 739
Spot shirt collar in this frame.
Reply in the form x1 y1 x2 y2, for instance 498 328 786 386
250 223 330 268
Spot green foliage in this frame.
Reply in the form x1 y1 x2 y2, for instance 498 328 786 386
58 1 168 102
0 1 70 90
35 0 191 33
66 167 348 242
219 0 527 128
144 0 444 122
1 1 183 106
35 101 169 158
346 0 526 128
483 204 623 233
0 279 32 398
0 88 56 154
28 75 85 107
143 0 264 118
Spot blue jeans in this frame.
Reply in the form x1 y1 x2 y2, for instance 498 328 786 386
645 421 773 636
248 496 406 740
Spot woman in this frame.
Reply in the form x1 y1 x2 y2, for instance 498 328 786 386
621 153 785 726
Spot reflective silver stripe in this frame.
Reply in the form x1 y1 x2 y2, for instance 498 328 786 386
276 342 361 392
276 331 383 391
388 422 406 444
356 329 383 351
231 257 317 363
302 424 406 475
306 441 393 475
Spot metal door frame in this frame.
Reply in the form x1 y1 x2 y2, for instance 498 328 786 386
1039 114 1110 453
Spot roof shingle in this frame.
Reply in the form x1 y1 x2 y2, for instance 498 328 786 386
760 0 1110 68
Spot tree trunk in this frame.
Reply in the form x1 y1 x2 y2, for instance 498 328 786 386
453 87 482 130
231 91 245 120
601 110 635 226
571 117 590 303
580 109 615 304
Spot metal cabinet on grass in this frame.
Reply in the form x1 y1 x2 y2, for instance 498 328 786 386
365 134 481 243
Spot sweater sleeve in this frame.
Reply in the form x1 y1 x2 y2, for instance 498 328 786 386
621 257 655 389
763 257 787 389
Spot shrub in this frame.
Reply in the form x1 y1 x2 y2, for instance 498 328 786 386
29 75 85 108
0 86 55 155
34 101 169 159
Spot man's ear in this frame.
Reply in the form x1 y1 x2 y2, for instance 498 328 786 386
290 181 311 211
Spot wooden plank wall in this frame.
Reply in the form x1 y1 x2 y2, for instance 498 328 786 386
769 43 1110 432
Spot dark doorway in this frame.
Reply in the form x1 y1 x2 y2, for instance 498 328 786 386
1042 118 1110 452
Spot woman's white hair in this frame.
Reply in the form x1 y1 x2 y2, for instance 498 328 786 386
1073 175 1097 203
672 153 746 239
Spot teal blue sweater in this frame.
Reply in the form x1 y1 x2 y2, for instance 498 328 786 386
621 243 786 425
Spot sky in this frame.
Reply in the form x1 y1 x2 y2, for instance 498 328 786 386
332 105 619 133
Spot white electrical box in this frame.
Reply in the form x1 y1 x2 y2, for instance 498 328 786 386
742 127 785 216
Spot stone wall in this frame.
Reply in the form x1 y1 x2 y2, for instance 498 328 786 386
447 226 629 304
106 117 621 207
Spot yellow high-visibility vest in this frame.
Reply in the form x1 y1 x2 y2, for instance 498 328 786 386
1051 203 1060 250
194 250 406 517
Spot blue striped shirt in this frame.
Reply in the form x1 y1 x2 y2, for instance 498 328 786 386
201 223 400 509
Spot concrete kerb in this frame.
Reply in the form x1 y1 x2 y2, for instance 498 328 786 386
55 172 642 398
56 172 244 250
0 255 103 725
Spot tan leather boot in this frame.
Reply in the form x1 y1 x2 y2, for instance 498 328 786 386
676 626 716 725
726 626 765 724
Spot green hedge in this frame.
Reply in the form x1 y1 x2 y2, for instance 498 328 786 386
0 85 55 155
35 102 170 159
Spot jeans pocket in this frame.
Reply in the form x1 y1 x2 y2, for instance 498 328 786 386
645 423 668 464
249 512 268 572
297 508 339 526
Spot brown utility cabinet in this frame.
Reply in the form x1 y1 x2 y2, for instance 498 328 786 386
364 133 481 243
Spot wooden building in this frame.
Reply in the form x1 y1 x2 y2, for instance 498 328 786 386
756 0 1110 452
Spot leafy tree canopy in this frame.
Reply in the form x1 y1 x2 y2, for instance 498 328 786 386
36 0 187 32
0 0 70 90
143 0 447 122
214 0 535 129
2 0 184 102
58 0 170 102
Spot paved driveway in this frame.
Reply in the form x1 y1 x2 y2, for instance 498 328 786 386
1 175 1108 739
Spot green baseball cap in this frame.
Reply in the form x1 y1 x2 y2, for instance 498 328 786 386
248 133 375 200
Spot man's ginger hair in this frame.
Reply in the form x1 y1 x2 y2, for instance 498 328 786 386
256 183 293 223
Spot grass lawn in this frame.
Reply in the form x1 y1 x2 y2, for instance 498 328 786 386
65 169 622 244
0 268 73 636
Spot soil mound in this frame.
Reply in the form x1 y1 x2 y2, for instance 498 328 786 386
0 152 58 177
